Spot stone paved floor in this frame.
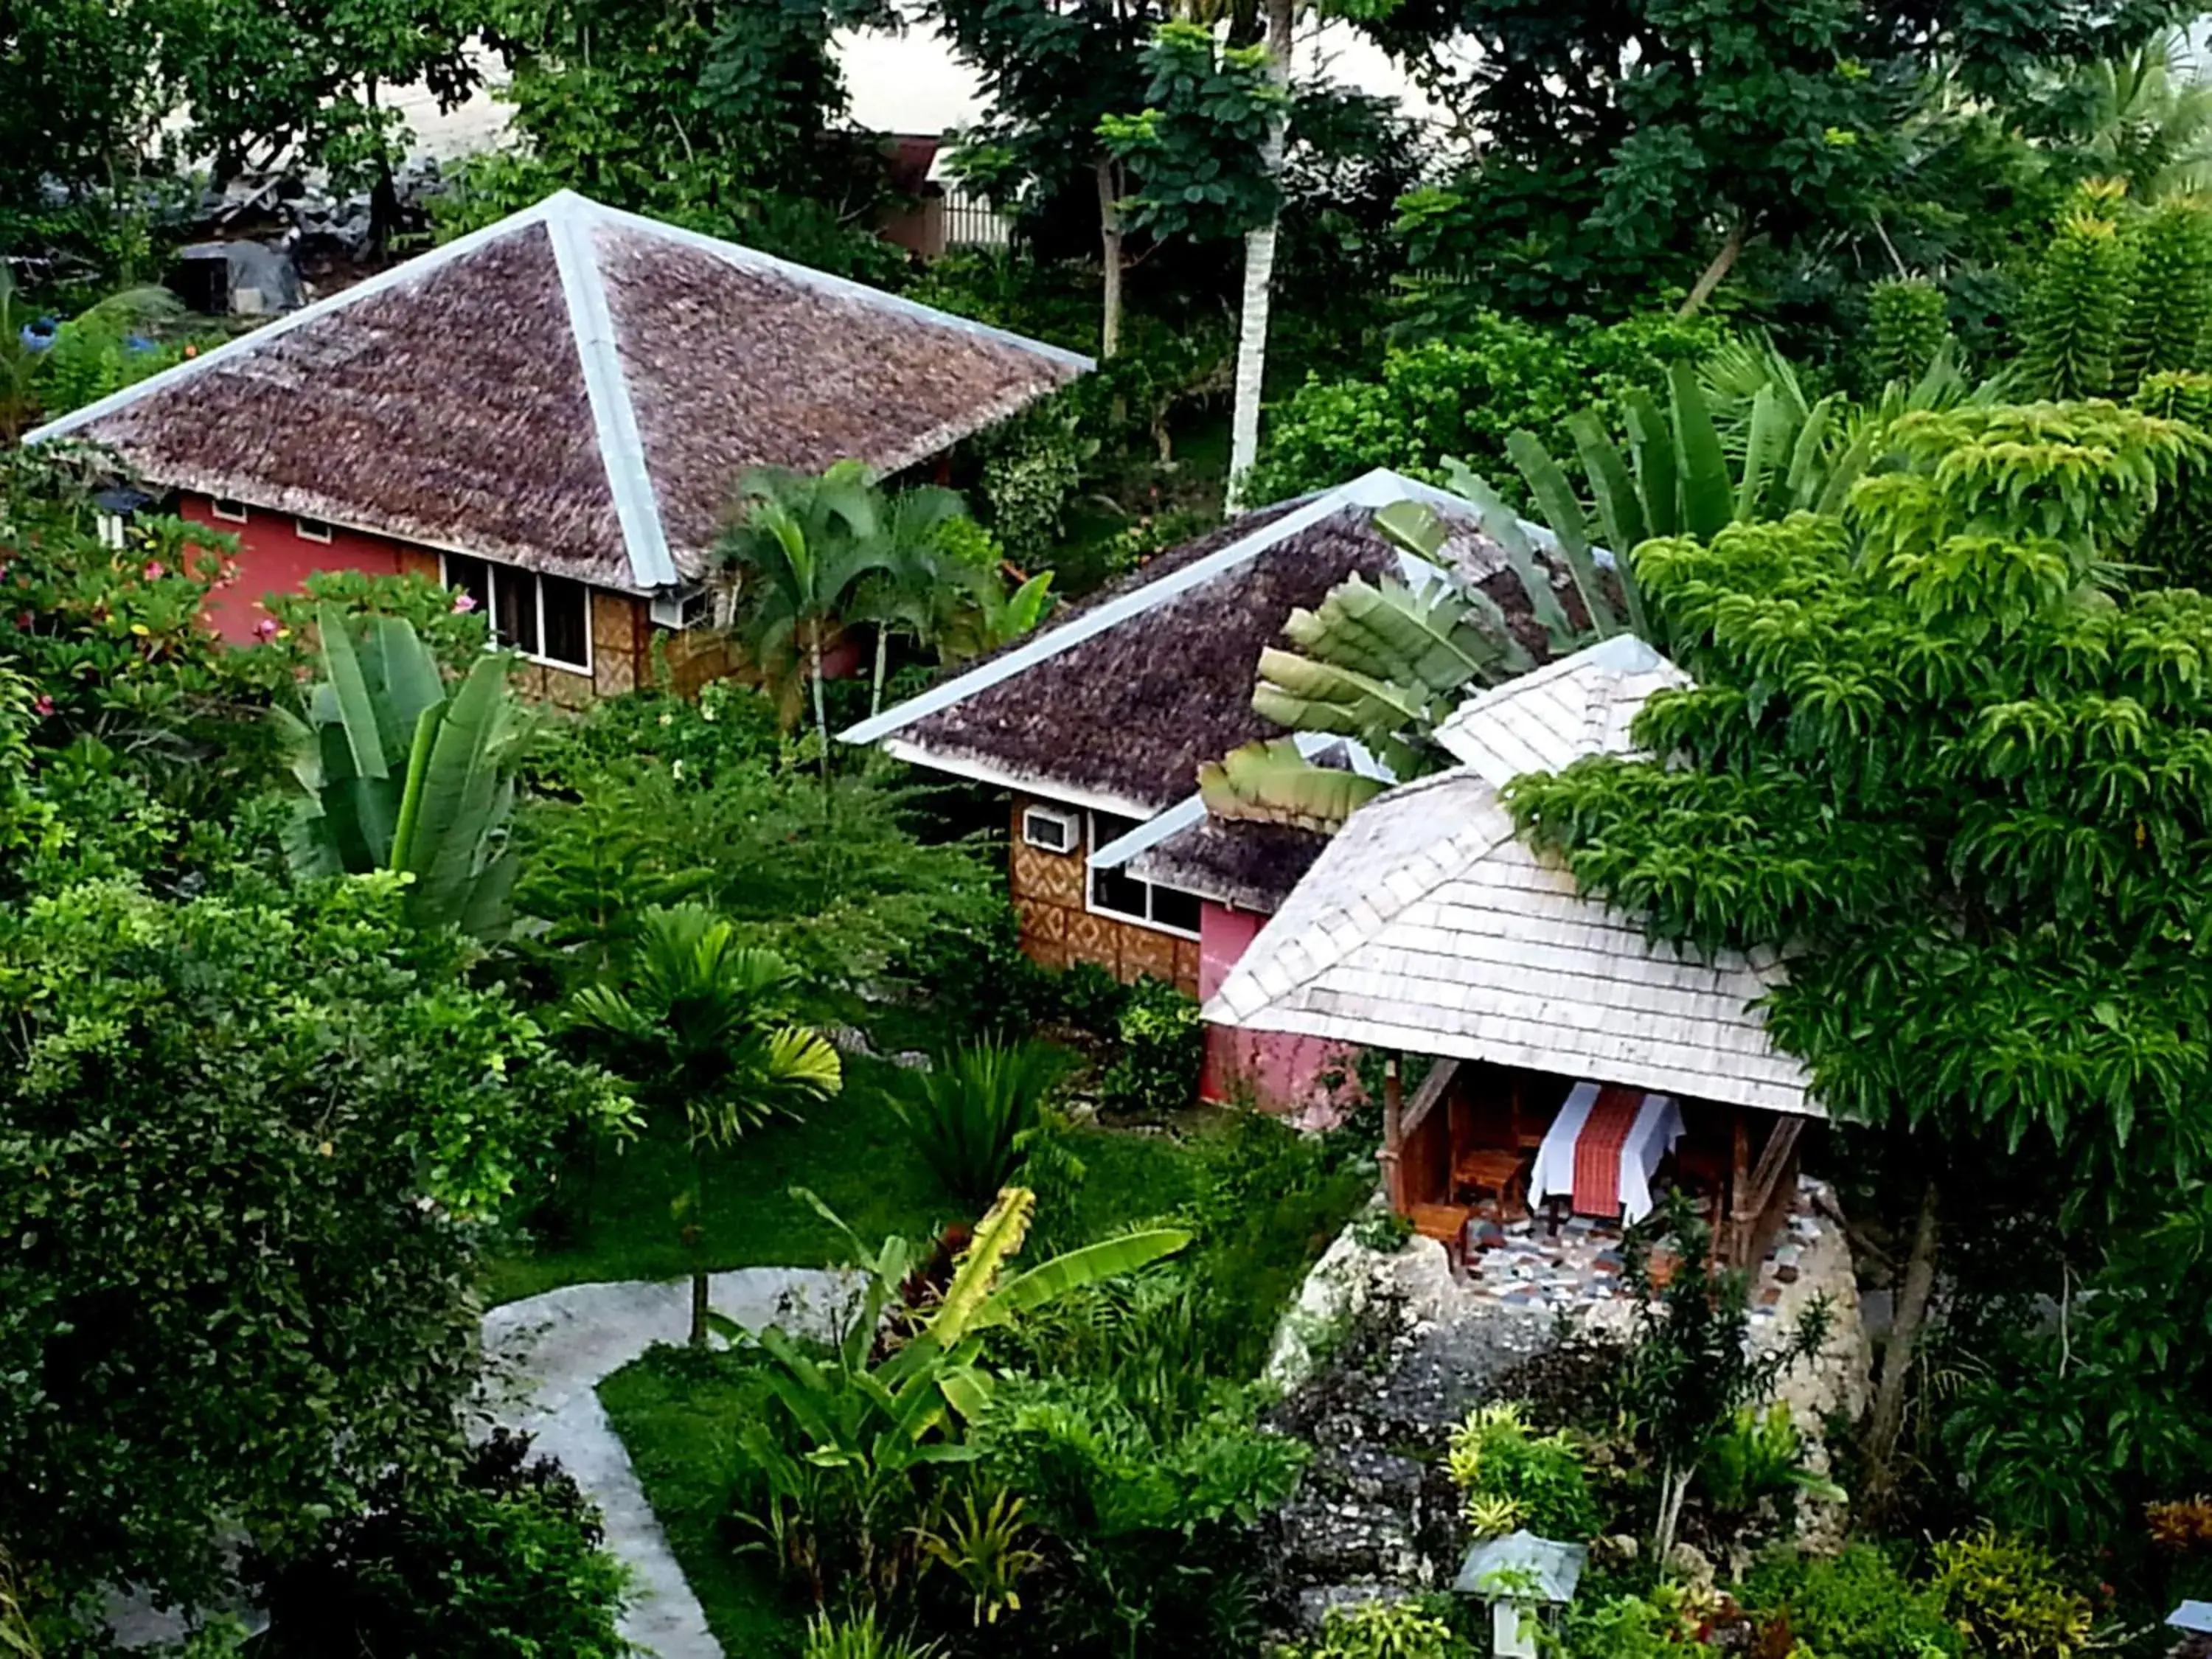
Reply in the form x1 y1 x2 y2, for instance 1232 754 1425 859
1458 1175 1837 1330
478 1269 855 1659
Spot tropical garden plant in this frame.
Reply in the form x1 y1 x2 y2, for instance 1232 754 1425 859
725 1186 1189 1613
275 605 525 940
894 1038 1074 1213
566 904 844 1343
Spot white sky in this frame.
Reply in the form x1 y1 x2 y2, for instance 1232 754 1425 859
396 21 1451 165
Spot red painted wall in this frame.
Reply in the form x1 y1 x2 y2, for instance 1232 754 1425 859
1198 901 1363 1126
179 493 405 642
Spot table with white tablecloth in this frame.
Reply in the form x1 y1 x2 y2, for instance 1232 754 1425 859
1527 1079 1685 1223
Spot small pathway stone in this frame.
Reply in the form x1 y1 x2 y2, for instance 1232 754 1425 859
479 1269 855 1659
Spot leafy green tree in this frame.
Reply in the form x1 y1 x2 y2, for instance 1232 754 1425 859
849 481 967 717
928 0 1173 356
1619 1197 1830 1561
275 605 525 940
1365 0 2195 317
0 875 632 1622
1504 399 2211 1505
1096 18 1287 472
158 0 485 248
566 903 844 1343
730 1185 1189 1611
437 0 900 276
0 0 174 265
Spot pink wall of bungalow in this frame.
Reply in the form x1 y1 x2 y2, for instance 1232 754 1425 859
1199 902 1360 1124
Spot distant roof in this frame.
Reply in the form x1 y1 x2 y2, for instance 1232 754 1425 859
841 469 1580 816
1205 642 1817 1117
28 190 1088 594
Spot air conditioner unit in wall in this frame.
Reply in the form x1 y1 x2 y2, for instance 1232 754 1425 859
1021 804 1081 854
649 587 712 630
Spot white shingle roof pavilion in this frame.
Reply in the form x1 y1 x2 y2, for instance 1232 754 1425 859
1203 640 1819 1119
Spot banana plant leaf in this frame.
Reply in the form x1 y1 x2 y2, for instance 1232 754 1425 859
1567 410 1649 566
1669 362 1734 540
1439 459 1576 651
1623 389 1679 540
968 1226 1192 1332
1253 647 1436 748
1200 738 1389 832
1735 383 1791 524
399 654 521 938
1506 430 1618 639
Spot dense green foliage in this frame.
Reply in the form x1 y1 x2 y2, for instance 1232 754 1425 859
254 1430 630 1658
0 874 630 1611
1247 311 1725 503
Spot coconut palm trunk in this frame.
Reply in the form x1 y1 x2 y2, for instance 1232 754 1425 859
1225 0 1295 513
1096 158 1126 358
808 623 831 785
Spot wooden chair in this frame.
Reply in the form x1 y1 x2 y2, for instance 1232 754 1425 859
1407 1203 1475 1270
1453 1147 1532 1220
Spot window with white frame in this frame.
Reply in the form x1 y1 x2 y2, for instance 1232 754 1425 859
1087 811 1203 936
210 498 249 523
295 516 333 543
442 553 591 673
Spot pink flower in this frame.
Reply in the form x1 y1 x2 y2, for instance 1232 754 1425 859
253 617 279 642
142 560 165 581
451 591 478 615
32 695 54 717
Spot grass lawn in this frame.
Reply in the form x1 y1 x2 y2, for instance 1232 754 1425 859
596 1352 807 1656
485 1058 1206 1306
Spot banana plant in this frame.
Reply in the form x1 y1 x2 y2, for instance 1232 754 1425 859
1199 737 1387 832
274 604 523 940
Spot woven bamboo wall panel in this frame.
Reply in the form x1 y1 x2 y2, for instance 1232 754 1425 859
1015 897 1067 942
1009 839 1085 909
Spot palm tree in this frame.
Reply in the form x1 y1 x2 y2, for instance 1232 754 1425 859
715 461 888 771
2077 29 2212 202
849 481 967 717
566 904 844 1344
1224 0 1296 512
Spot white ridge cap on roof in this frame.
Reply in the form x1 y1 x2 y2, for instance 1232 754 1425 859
24 189 1088 595
838 467 1473 748
548 200 678 591
1435 633 1691 787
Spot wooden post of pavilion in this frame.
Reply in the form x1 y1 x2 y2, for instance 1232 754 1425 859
1380 1052 1405 1214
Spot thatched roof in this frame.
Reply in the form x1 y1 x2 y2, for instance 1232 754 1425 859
28 191 1088 594
1129 815 1330 911
842 470 1568 815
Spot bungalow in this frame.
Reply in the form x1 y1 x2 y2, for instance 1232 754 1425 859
841 467 1583 1112
26 189 1087 705
1203 638 1822 1267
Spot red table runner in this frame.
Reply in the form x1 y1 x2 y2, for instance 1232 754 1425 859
1571 1085 1644 1216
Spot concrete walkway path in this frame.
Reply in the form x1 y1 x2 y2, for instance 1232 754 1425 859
479 1270 855 1659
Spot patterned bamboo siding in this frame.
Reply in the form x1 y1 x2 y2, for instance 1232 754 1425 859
401 546 738 707
1008 796 1200 995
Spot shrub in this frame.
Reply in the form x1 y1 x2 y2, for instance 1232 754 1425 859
1696 1403 1844 1534
893 1038 1074 1211
1741 1543 1964 1659
800 1607 943 1659
1274 1597 1461 1659
1931 1528 2093 1658
1243 310 1726 507
254 1430 630 1659
1554 1588 1714 1659
1099 977 1203 1118
1445 1402 1599 1540
978 1374 1306 1655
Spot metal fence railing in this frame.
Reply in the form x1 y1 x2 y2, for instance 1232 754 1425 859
943 189 1015 250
